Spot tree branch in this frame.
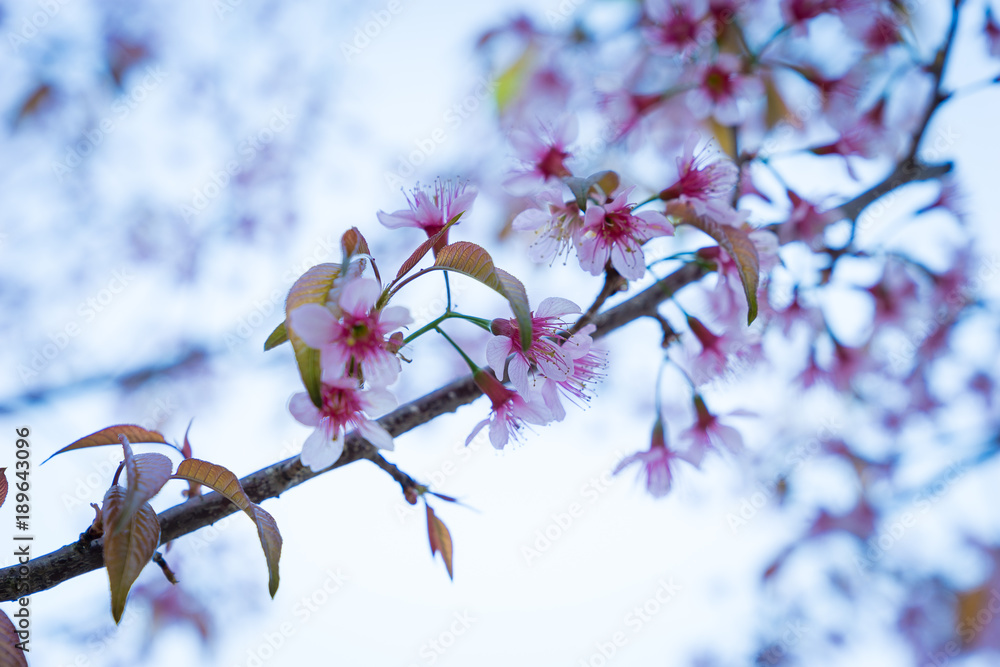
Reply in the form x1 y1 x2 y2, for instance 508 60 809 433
0 261 711 602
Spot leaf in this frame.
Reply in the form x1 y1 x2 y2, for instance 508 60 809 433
340 227 379 284
180 421 202 499
495 46 534 114
392 220 459 284
172 459 251 513
0 469 6 510
250 504 282 598
762 74 797 131
667 202 760 325
706 117 736 160
0 609 28 667
494 268 533 352
434 243 533 349
102 485 161 624
263 321 289 351
285 263 341 407
43 424 168 464
172 459 283 597
426 505 454 580
113 435 173 535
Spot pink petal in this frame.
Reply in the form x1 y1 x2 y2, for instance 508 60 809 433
489 415 510 449
359 420 394 451
377 209 420 229
512 208 551 232
288 392 321 427
379 305 412 329
508 354 532 395
289 304 336 349
610 239 646 280
339 279 379 317
486 336 514 375
360 387 397 417
301 429 344 471
535 297 581 319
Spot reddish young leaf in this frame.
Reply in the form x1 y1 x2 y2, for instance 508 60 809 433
112 435 173 535
172 459 251 513
668 201 761 324
341 227 380 284
392 220 457 283
0 469 7 511
42 424 169 464
0 608 28 667
172 459 283 596
102 485 161 624
250 504 283 598
179 421 202 499
263 321 289 351
426 505 454 580
433 243 534 349
285 263 341 407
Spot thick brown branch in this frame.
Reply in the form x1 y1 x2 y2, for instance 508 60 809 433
0 262 710 602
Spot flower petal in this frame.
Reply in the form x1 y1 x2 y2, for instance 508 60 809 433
359 420 394 451
288 392 321 426
288 304 337 349
300 429 344 471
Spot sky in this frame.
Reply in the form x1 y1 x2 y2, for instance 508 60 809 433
1 0 999 665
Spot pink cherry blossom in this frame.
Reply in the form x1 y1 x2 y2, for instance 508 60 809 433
659 135 740 224
578 187 674 280
289 375 396 471
512 186 585 265
683 314 759 386
686 54 760 125
467 369 551 449
676 394 745 467
642 0 711 56
487 299 606 420
377 180 477 252
288 277 411 386
504 117 577 195
614 419 684 498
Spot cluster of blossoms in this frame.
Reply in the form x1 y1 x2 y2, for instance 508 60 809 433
287 276 412 470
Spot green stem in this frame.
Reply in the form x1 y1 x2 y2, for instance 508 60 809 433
434 327 478 372
444 273 453 313
403 312 491 345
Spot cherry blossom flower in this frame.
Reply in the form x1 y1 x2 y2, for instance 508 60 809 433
687 54 759 125
642 0 711 56
512 186 585 265
659 135 740 224
487 298 606 420
377 180 477 252
289 375 396 471
677 394 746 467
578 186 673 280
614 419 684 498
504 117 577 195
467 369 551 449
683 314 759 385
779 189 832 249
289 277 411 386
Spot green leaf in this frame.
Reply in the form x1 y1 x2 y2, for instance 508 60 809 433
102 486 160 624
433 243 533 348
426 505 454 580
172 459 282 597
285 263 340 407
43 425 169 464
263 321 288 351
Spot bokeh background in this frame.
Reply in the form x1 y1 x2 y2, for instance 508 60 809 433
2 0 1000 665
